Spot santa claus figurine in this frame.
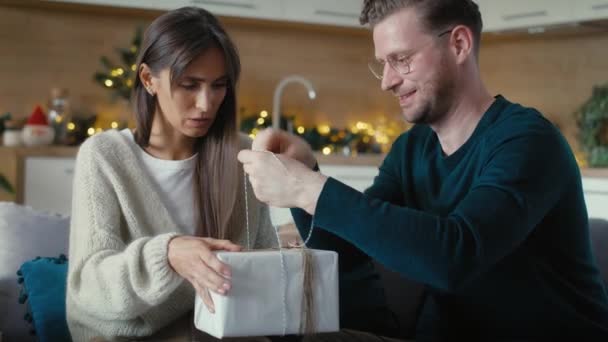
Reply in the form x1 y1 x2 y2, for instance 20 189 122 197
22 105 55 146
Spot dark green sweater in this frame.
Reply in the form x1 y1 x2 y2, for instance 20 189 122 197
292 95 608 340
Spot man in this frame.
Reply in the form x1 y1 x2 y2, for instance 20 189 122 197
239 0 608 340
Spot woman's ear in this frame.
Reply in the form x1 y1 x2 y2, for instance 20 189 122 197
139 63 156 96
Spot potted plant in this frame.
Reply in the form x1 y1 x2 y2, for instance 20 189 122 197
575 82 608 167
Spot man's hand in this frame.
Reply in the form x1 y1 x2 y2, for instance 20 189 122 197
237 150 327 214
252 128 317 169
167 236 242 313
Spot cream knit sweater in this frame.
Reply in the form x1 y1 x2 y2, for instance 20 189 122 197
66 130 277 341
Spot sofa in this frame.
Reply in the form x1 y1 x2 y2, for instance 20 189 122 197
0 202 70 341
375 218 608 338
1 201 607 341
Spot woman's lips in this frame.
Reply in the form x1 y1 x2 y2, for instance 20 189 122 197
186 118 212 128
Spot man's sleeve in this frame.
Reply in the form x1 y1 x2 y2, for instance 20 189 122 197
308 127 574 291
290 147 406 271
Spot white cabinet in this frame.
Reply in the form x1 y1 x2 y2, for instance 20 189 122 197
23 157 75 217
16 156 381 224
481 0 571 32
16 152 608 225
41 0 608 30
572 0 608 21
187 0 283 21
283 0 363 28
582 177 608 221
46 0 364 28
45 0 284 19
45 0 173 10
268 164 377 226
320 164 377 192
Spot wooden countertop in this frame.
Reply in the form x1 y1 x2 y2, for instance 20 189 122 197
0 145 79 157
317 153 608 178
581 168 608 179
2 146 608 177
314 152 385 166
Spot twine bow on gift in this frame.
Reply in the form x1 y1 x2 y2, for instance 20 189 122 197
243 151 317 336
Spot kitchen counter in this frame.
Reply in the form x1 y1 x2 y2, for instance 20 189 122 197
319 154 608 178
1 146 607 179
581 168 608 179
314 152 385 166
315 153 608 179
2 146 608 220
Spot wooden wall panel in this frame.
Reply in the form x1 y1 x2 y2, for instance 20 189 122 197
480 29 608 150
1 2 607 150
0 1 398 131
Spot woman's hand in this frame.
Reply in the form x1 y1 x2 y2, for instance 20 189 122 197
167 236 242 313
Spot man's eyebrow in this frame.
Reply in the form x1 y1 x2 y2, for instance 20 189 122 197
377 48 415 61
391 49 415 58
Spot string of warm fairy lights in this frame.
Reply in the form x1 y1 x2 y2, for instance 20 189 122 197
242 110 407 155
77 121 122 137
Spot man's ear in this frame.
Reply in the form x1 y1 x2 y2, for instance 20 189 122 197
450 25 474 64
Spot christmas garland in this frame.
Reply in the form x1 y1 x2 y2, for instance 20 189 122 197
239 112 399 155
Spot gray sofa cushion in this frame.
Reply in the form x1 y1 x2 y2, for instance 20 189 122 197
0 203 70 342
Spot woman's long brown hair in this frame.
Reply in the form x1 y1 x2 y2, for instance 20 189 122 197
132 6 241 239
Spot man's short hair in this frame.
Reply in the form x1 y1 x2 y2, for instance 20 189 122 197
360 0 483 54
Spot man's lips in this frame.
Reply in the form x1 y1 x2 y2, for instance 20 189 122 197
398 90 417 105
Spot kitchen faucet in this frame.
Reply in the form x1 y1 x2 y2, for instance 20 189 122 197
272 75 316 131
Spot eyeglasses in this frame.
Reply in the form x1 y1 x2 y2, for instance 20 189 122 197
368 29 453 80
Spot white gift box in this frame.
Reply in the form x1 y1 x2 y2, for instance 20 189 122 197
194 249 340 338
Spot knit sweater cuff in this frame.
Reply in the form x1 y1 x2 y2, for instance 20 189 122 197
142 232 184 296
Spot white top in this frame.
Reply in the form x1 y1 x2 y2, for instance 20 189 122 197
120 129 196 234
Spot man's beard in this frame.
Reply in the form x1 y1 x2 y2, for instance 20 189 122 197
408 58 456 125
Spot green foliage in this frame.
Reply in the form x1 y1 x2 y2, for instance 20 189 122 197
575 83 608 167
0 173 14 194
93 26 143 101
0 112 11 135
1 113 15 194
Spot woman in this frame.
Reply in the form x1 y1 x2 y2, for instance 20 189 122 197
66 7 276 341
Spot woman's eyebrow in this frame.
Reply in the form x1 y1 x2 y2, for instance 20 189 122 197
182 75 228 82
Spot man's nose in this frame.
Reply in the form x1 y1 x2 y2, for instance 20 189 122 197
381 64 402 92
